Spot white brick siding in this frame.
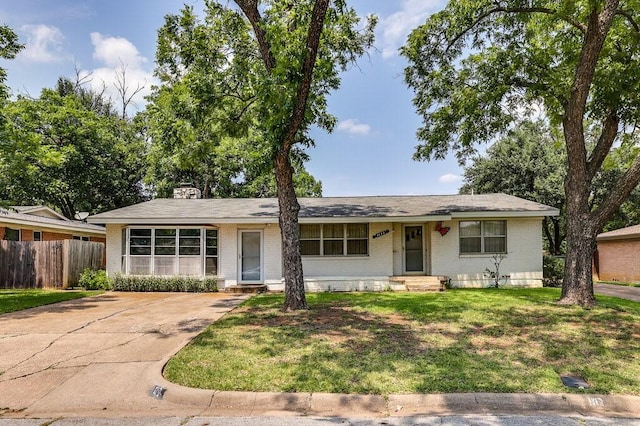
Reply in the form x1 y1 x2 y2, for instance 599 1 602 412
430 218 543 288
105 224 124 276
301 222 393 277
103 218 544 290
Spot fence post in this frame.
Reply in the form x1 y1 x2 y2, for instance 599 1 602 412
62 239 69 289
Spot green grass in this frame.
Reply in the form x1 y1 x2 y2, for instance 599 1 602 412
0 289 102 314
164 288 640 395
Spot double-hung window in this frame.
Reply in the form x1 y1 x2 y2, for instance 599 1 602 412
123 228 218 276
299 223 368 256
459 220 506 254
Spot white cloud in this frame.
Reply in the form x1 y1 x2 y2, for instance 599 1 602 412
82 33 156 116
19 24 67 63
90 32 145 68
377 0 444 59
337 119 371 136
438 173 462 184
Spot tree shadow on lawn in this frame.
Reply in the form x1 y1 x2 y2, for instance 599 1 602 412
182 290 640 395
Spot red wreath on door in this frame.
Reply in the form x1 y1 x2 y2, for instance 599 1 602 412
435 222 450 236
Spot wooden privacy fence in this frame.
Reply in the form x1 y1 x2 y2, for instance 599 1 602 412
0 240 105 289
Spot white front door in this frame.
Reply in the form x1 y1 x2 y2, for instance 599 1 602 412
404 225 424 274
239 230 263 283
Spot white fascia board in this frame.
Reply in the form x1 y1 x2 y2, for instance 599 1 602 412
451 211 559 219
1 217 105 235
299 215 452 224
88 217 280 225
91 215 456 225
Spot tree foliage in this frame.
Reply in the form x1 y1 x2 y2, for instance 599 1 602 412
0 78 147 218
461 120 640 255
151 0 375 310
460 121 567 255
403 0 640 306
0 25 23 100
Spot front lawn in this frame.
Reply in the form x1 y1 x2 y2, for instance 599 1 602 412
165 289 640 395
0 289 101 314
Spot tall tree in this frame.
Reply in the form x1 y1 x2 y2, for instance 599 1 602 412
153 0 375 310
402 0 640 306
143 74 322 198
0 79 147 218
460 121 567 255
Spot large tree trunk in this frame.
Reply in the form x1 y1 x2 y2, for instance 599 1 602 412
275 149 307 311
559 125 598 306
560 211 597 306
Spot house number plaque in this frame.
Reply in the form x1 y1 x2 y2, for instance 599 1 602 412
372 229 390 239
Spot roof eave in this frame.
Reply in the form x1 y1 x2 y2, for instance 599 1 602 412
0 217 105 235
597 234 640 242
452 210 559 218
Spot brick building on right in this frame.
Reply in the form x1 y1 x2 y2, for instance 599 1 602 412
594 224 640 283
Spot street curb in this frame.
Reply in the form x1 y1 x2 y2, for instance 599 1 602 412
155 371 640 419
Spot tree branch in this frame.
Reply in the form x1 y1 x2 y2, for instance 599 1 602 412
447 6 586 52
593 154 640 230
616 9 640 34
563 1 620 190
281 0 330 153
234 0 276 71
586 111 619 181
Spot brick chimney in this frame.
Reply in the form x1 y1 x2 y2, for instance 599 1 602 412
173 183 202 199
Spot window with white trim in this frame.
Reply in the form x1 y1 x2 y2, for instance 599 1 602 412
123 227 217 276
33 231 42 241
459 220 506 254
299 223 368 256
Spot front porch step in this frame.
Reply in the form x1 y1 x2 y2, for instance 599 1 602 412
225 284 267 294
389 276 447 292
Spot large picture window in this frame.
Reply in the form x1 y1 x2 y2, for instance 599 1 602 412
459 220 506 254
124 228 217 276
299 223 368 256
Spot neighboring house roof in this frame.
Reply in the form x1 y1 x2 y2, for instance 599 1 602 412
10 205 68 221
597 224 640 242
87 193 559 225
0 208 106 235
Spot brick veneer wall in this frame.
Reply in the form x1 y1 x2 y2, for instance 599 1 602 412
596 239 640 282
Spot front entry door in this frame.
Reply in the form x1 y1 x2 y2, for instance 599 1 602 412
404 225 424 273
239 230 262 282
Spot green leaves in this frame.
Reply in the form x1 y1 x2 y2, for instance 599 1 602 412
0 25 23 100
145 0 374 199
0 79 147 217
402 0 640 162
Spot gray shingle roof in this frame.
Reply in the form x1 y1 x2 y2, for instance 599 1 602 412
88 193 559 224
597 224 640 241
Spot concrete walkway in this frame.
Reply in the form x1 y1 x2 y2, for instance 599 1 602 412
1 289 639 422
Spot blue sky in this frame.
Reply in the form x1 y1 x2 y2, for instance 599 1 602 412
0 0 465 197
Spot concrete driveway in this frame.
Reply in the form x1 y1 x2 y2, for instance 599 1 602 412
595 283 640 302
0 292 248 418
